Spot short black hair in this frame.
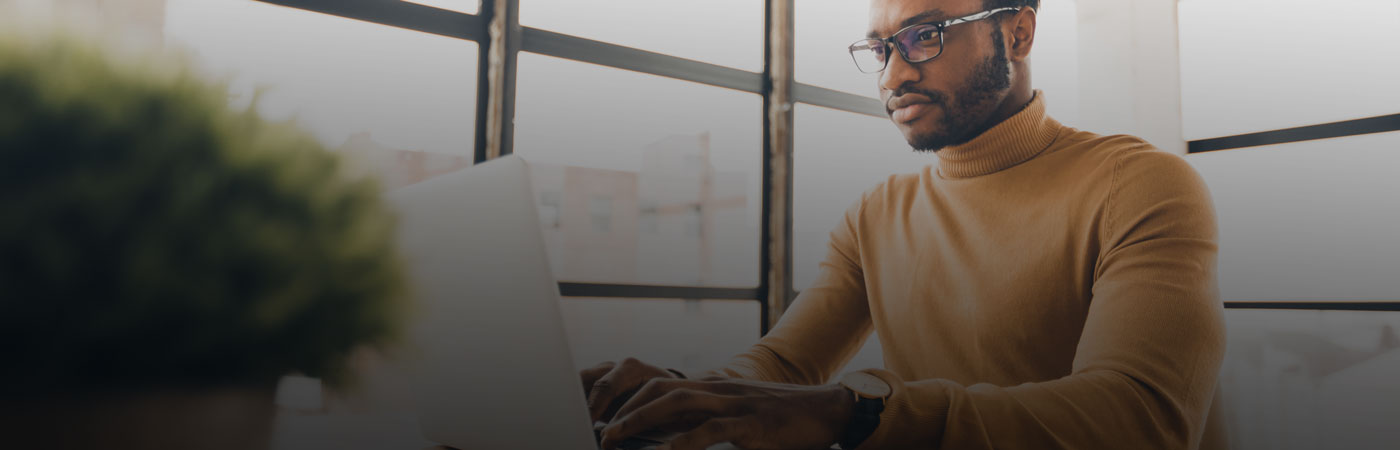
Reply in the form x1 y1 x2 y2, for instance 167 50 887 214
984 0 1039 11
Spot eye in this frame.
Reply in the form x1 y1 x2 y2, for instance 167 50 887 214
916 29 937 42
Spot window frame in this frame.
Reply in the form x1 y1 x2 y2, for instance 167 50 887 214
1188 114 1400 153
254 0 1399 335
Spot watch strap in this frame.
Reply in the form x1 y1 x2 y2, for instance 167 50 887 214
838 392 885 450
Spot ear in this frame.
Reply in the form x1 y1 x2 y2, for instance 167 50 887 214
1007 7 1038 63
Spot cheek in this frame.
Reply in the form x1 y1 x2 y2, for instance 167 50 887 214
923 42 990 92
909 61 972 95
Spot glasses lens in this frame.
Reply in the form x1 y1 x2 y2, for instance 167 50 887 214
894 24 943 63
849 39 888 73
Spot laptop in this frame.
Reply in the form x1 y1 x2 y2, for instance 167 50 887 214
391 155 738 450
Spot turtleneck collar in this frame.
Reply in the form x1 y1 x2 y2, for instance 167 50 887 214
935 91 1062 179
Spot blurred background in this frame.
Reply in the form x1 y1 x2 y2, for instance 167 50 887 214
9 0 1399 449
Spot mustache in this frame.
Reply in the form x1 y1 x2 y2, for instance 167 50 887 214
885 87 949 115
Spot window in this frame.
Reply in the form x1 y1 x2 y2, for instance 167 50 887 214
539 191 562 229
401 0 477 15
589 195 614 234
515 54 762 288
165 0 479 191
795 0 877 99
519 0 763 71
1220 309 1400 450
1180 4 1400 447
1187 131 1400 302
1179 0 1400 140
509 1 770 355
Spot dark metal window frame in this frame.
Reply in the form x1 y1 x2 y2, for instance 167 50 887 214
1188 113 1400 154
253 0 1397 335
252 0 805 334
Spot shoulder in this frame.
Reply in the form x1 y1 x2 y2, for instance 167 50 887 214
1104 141 1211 203
1090 139 1216 243
1053 130 1208 193
1042 129 1217 242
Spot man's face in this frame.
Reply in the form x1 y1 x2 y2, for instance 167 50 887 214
868 0 1013 151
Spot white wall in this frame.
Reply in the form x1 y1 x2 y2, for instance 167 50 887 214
1074 0 1186 154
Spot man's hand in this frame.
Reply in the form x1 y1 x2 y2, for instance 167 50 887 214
599 377 853 450
580 358 681 422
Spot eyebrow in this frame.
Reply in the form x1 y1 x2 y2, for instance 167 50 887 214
866 8 947 39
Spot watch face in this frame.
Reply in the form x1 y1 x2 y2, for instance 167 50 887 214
841 372 892 399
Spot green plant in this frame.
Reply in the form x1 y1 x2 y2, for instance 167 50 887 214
0 31 406 395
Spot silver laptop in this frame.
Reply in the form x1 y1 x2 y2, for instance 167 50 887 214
391 155 737 450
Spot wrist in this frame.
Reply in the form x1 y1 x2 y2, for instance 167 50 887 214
835 371 891 450
828 384 857 435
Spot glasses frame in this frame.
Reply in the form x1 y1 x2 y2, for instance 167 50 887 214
848 6 1023 74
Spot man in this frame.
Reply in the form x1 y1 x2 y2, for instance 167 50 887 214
583 0 1228 448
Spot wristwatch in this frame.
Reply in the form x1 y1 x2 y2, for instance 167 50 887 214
837 371 891 450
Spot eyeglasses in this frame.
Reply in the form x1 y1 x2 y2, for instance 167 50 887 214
848 7 1021 74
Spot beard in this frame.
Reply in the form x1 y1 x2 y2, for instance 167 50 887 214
898 28 1014 152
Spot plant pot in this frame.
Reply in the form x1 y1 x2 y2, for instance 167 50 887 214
2 387 278 450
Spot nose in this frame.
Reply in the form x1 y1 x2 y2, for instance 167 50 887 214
879 45 921 93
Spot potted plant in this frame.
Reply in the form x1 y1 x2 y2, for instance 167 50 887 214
0 30 407 450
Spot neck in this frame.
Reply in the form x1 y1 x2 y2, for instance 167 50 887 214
988 83 1035 131
935 89 1061 179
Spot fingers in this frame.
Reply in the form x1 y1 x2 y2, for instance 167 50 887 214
580 361 615 394
662 418 751 450
610 376 681 420
587 358 657 422
601 388 743 449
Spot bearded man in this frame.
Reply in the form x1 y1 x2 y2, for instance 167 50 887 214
584 1 1228 448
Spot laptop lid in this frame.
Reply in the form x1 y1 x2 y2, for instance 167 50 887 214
391 155 595 449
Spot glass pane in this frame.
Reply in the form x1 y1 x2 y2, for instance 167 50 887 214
515 53 761 288
1222 309 1400 450
165 0 479 191
519 0 762 72
1179 0 1400 139
402 0 478 15
793 104 933 373
5 0 167 44
560 298 759 376
795 0 879 98
794 0 1082 124
1186 131 1400 302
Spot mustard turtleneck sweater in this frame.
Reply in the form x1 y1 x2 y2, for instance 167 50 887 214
714 93 1228 449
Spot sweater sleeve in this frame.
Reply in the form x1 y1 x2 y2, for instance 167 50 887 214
707 191 875 385
856 150 1226 450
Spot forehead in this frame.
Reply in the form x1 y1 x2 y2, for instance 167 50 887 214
867 0 981 36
